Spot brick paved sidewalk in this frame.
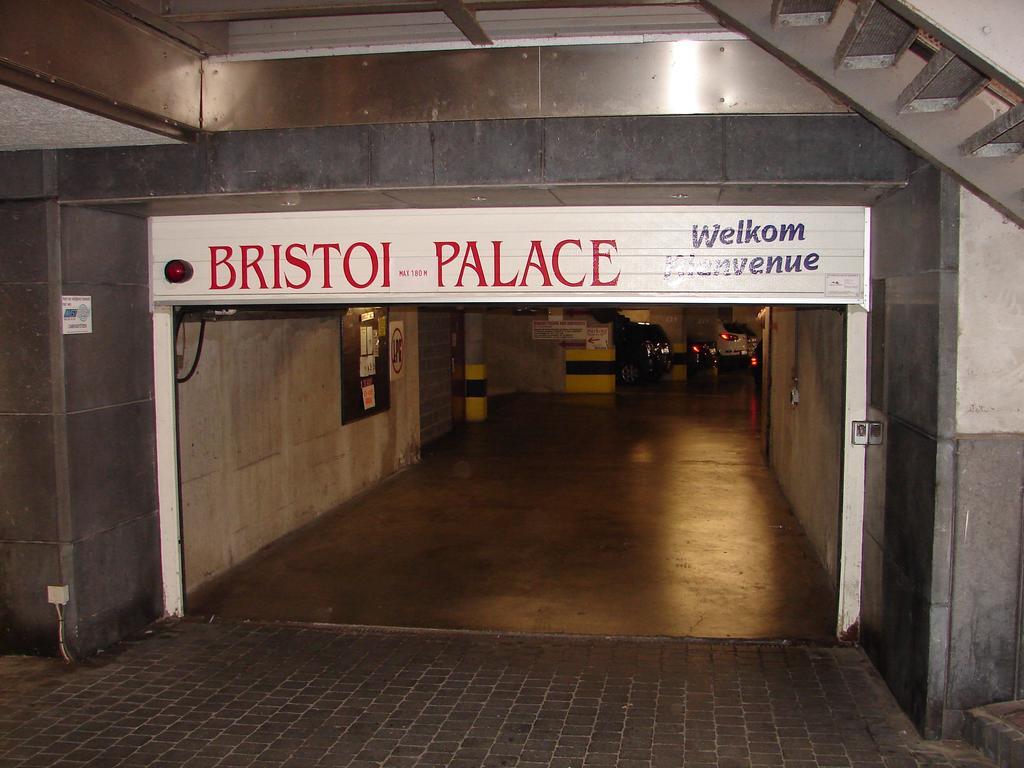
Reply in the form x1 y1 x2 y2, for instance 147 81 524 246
0 620 993 768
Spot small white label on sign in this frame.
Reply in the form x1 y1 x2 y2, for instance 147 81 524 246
61 295 93 335
360 311 375 322
825 273 861 297
586 326 610 350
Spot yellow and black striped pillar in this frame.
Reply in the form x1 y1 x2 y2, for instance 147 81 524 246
671 343 688 380
465 363 487 422
565 349 616 393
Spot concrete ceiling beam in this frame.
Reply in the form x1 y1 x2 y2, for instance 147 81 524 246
0 0 203 140
437 0 492 46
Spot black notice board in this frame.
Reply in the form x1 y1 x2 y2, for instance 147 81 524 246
341 307 390 424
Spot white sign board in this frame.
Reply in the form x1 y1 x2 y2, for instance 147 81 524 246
532 319 587 341
150 207 868 307
62 295 93 334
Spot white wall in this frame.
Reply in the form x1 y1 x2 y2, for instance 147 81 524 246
956 189 1024 434
177 309 420 591
769 307 845 584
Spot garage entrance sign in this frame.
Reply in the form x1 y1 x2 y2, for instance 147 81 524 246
151 206 868 307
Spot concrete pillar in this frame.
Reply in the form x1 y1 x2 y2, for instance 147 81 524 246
0 150 161 656
942 188 1024 733
464 310 487 422
564 348 617 392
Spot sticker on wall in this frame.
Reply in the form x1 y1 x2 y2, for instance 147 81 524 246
361 380 376 410
61 295 93 335
390 321 405 381
586 326 610 350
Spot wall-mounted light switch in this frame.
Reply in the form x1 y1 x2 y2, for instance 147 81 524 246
869 422 884 445
852 421 869 445
852 421 883 445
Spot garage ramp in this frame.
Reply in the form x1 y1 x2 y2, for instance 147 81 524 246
189 375 835 640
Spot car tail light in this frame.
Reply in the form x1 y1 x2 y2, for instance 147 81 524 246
720 332 739 341
751 356 759 367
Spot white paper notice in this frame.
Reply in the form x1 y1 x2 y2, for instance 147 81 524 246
361 381 376 409
359 355 376 377
360 326 376 355
62 296 93 335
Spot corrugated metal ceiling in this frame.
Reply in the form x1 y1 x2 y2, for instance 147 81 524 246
226 5 735 58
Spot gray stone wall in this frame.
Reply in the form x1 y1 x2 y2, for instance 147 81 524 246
418 308 453 446
0 162 160 656
862 164 960 737
942 190 1024 733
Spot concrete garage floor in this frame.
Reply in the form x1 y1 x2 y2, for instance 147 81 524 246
0 621 994 768
190 374 836 640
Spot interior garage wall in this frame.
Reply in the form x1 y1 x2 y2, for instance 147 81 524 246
646 308 685 346
768 307 844 585
485 310 565 395
861 164 960 738
177 309 420 592
418 308 453 445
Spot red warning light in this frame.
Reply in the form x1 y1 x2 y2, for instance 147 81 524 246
164 260 194 284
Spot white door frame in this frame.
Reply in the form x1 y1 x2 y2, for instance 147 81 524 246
838 304 868 636
152 289 871 634
154 306 184 617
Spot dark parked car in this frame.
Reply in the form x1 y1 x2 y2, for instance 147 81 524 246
688 340 719 376
614 319 673 384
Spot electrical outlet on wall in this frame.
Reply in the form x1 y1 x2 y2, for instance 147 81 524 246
47 585 69 605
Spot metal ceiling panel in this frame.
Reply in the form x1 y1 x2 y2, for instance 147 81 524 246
549 184 723 205
204 47 540 129
385 187 561 206
76 181 900 217
162 0 701 23
225 6 728 58
540 41 846 116
228 11 462 55
205 40 846 130
716 182 901 205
